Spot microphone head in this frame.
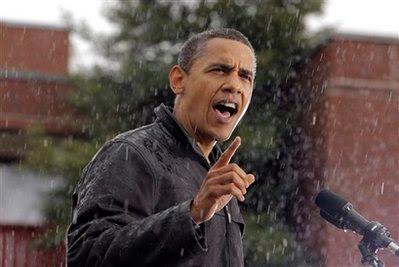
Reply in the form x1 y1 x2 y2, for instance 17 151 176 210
315 189 349 215
315 189 383 240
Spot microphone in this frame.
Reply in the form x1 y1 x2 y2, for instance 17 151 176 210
315 189 399 257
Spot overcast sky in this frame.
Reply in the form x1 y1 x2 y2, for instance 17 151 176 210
1 0 398 71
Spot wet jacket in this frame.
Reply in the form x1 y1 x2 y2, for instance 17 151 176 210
67 104 245 266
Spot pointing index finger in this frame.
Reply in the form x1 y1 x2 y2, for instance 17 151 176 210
214 136 241 168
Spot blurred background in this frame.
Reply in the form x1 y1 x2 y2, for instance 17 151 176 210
1 0 398 266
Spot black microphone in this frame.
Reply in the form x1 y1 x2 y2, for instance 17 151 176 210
315 189 399 257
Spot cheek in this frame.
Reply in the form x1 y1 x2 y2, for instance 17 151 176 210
185 89 211 118
243 90 252 106
193 86 215 107
240 91 252 117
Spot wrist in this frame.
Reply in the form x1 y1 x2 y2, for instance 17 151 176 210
190 200 203 225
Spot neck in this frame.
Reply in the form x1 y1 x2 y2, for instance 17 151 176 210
195 140 215 159
173 107 216 158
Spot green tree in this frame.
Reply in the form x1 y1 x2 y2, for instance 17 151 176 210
24 0 324 265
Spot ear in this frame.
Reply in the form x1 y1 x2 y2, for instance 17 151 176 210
169 65 186 95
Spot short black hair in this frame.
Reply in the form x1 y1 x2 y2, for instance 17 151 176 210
178 28 256 74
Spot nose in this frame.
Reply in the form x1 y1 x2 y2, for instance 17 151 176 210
222 72 242 95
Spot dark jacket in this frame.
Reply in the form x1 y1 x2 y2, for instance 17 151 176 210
67 104 245 266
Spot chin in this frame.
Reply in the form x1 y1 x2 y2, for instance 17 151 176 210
213 131 233 142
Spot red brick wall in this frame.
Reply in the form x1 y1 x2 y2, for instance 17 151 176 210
322 90 399 266
0 22 79 136
327 37 399 81
0 22 69 75
0 78 78 134
300 36 399 266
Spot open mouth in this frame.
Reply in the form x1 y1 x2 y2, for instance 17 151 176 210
213 100 238 118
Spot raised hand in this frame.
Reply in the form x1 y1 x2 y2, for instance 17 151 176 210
190 136 255 224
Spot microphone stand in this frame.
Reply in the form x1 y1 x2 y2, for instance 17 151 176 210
356 221 399 267
358 236 385 267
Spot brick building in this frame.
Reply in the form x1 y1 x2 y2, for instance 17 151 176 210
0 20 78 160
299 34 399 266
0 21 75 266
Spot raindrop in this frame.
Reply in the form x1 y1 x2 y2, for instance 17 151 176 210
380 182 384 195
266 15 273 32
282 238 288 247
311 113 317 126
20 27 26 41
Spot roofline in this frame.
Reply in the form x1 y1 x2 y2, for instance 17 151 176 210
0 19 70 32
296 31 399 68
332 32 399 44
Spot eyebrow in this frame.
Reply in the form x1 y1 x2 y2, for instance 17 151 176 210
207 63 254 79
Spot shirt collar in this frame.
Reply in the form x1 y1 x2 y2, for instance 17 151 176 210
154 103 222 165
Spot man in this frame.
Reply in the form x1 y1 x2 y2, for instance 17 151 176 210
67 28 256 266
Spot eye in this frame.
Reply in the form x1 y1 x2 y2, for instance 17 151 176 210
212 67 225 73
240 73 252 82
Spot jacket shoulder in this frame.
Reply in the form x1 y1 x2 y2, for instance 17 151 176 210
112 121 170 150
80 123 163 179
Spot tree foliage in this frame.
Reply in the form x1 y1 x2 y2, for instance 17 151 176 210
24 0 324 264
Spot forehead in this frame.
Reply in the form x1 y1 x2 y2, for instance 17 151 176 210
194 38 256 72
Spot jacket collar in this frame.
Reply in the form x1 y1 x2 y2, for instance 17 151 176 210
154 103 222 166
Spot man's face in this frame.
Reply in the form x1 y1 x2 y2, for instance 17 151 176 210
175 38 255 143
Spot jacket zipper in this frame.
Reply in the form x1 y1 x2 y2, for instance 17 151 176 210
202 151 233 265
202 150 232 225
225 205 232 224
225 205 231 266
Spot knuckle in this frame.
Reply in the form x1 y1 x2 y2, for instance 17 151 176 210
207 170 216 177
227 172 238 183
228 183 236 191
203 183 212 192
228 171 237 180
232 172 241 181
230 163 239 170
207 186 217 198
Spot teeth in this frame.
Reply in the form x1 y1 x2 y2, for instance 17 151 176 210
220 102 236 109
224 102 236 109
